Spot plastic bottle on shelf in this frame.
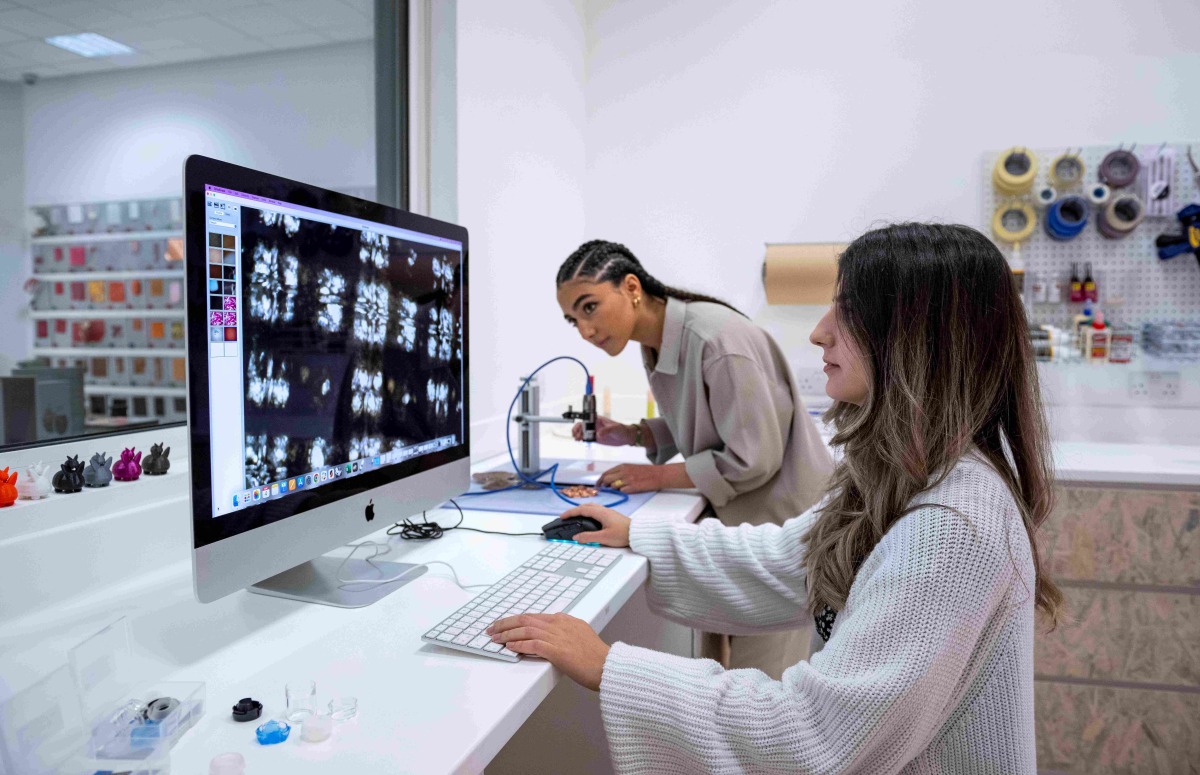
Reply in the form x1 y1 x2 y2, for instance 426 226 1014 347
1087 310 1110 362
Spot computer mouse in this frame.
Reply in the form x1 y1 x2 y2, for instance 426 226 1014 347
541 516 602 542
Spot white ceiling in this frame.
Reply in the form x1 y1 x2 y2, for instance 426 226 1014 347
0 0 373 83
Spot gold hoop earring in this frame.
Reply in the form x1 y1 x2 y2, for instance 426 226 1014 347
634 295 641 307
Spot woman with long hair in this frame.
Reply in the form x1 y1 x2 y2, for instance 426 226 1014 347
555 239 834 678
493 223 1061 773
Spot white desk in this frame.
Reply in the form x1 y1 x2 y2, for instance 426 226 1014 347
0 447 704 775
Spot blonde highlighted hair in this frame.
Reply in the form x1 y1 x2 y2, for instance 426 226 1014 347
803 223 1062 625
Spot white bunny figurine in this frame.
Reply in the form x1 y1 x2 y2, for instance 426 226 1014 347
17 461 53 500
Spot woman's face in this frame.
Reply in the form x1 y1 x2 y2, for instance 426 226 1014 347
809 302 870 405
557 278 637 356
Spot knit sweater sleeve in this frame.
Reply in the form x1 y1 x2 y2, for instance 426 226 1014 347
602 492 1023 774
626 509 817 634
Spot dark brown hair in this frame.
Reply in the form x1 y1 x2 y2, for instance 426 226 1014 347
803 223 1062 625
557 240 744 316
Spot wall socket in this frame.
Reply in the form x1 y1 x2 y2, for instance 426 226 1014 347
794 367 827 397
1128 371 1181 403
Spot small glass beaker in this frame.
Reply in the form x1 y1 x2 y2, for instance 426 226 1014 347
285 680 316 723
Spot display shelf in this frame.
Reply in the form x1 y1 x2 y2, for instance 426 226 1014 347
83 386 188 398
30 230 181 245
29 309 185 319
32 347 184 358
32 269 183 281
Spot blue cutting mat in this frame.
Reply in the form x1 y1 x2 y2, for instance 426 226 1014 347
452 458 654 516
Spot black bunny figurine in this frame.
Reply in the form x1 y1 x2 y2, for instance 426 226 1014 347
52 455 85 493
143 443 171 476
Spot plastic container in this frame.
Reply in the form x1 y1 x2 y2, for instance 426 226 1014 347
67 617 205 767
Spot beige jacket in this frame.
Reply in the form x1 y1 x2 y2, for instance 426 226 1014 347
641 298 832 526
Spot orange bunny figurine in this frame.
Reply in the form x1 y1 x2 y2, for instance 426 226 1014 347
0 467 18 507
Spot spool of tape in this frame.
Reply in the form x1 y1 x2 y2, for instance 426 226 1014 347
1044 196 1089 241
1048 153 1085 188
992 147 1038 195
992 201 1037 244
1087 183 1111 205
1098 148 1140 188
1034 185 1058 209
1098 193 1145 239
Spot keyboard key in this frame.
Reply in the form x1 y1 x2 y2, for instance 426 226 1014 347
469 635 491 649
545 598 571 614
453 634 473 645
484 642 504 652
437 633 455 642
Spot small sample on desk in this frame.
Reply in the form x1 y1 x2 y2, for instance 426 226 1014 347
560 485 597 499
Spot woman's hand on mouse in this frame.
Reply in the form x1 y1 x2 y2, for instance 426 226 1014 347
572 415 635 446
560 503 631 547
487 613 609 691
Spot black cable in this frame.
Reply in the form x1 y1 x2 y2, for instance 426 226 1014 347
387 498 542 541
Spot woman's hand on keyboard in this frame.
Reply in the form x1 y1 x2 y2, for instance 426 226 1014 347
487 613 610 691
559 503 631 547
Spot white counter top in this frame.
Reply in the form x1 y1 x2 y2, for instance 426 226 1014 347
805 415 1200 489
1052 441 1200 488
0 443 704 775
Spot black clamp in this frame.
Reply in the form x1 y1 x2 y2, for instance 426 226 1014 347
232 697 263 722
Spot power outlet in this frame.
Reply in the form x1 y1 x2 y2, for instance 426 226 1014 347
1128 372 1151 401
1130 371 1182 403
794 367 827 397
1147 370 1181 403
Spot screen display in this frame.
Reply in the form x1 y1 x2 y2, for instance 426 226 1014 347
201 184 465 519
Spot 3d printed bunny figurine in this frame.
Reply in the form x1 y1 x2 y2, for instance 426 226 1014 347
143 443 171 476
52 455 85 493
17 462 53 500
0 468 18 507
84 452 114 487
112 448 142 482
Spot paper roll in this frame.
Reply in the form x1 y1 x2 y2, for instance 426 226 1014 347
763 243 844 305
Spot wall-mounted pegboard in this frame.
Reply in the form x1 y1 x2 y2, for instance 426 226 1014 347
981 143 1200 332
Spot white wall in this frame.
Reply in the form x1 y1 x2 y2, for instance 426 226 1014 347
22 41 375 204
457 0 592 458
578 0 1200 442
0 82 27 373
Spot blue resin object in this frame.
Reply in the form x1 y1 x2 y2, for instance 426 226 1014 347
256 719 291 745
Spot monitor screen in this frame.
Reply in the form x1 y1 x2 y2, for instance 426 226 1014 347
187 158 469 551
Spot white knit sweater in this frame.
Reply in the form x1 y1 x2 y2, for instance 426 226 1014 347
599 456 1037 774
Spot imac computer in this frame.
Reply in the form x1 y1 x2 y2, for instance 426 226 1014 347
184 156 469 607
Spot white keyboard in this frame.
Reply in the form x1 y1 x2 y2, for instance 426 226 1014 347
422 542 622 662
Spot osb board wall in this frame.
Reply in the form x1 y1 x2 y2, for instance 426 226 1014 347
1035 486 1200 774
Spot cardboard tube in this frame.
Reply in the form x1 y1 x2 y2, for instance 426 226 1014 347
763 243 844 305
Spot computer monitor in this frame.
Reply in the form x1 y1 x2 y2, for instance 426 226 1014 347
184 156 470 607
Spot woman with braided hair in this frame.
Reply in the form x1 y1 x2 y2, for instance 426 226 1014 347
555 239 833 678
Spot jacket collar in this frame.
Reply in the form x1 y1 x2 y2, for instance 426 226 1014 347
643 296 685 376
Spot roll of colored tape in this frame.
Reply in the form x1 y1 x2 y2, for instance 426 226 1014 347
1098 149 1140 188
992 147 1038 195
1048 153 1085 188
1044 196 1089 241
1098 193 1145 239
992 201 1037 243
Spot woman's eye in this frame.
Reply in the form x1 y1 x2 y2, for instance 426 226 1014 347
582 302 597 315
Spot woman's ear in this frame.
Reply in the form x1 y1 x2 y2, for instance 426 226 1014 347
623 273 641 298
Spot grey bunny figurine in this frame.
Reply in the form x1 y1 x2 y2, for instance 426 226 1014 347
84 452 113 487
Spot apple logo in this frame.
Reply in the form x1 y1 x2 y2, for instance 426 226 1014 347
365 500 375 522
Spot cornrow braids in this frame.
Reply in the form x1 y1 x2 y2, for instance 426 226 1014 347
556 240 745 316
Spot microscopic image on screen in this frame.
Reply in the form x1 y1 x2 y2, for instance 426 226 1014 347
238 207 463 489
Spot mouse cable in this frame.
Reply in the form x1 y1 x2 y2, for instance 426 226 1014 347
387 498 542 541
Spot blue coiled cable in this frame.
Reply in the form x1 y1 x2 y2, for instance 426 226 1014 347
1044 195 1089 241
457 356 629 509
